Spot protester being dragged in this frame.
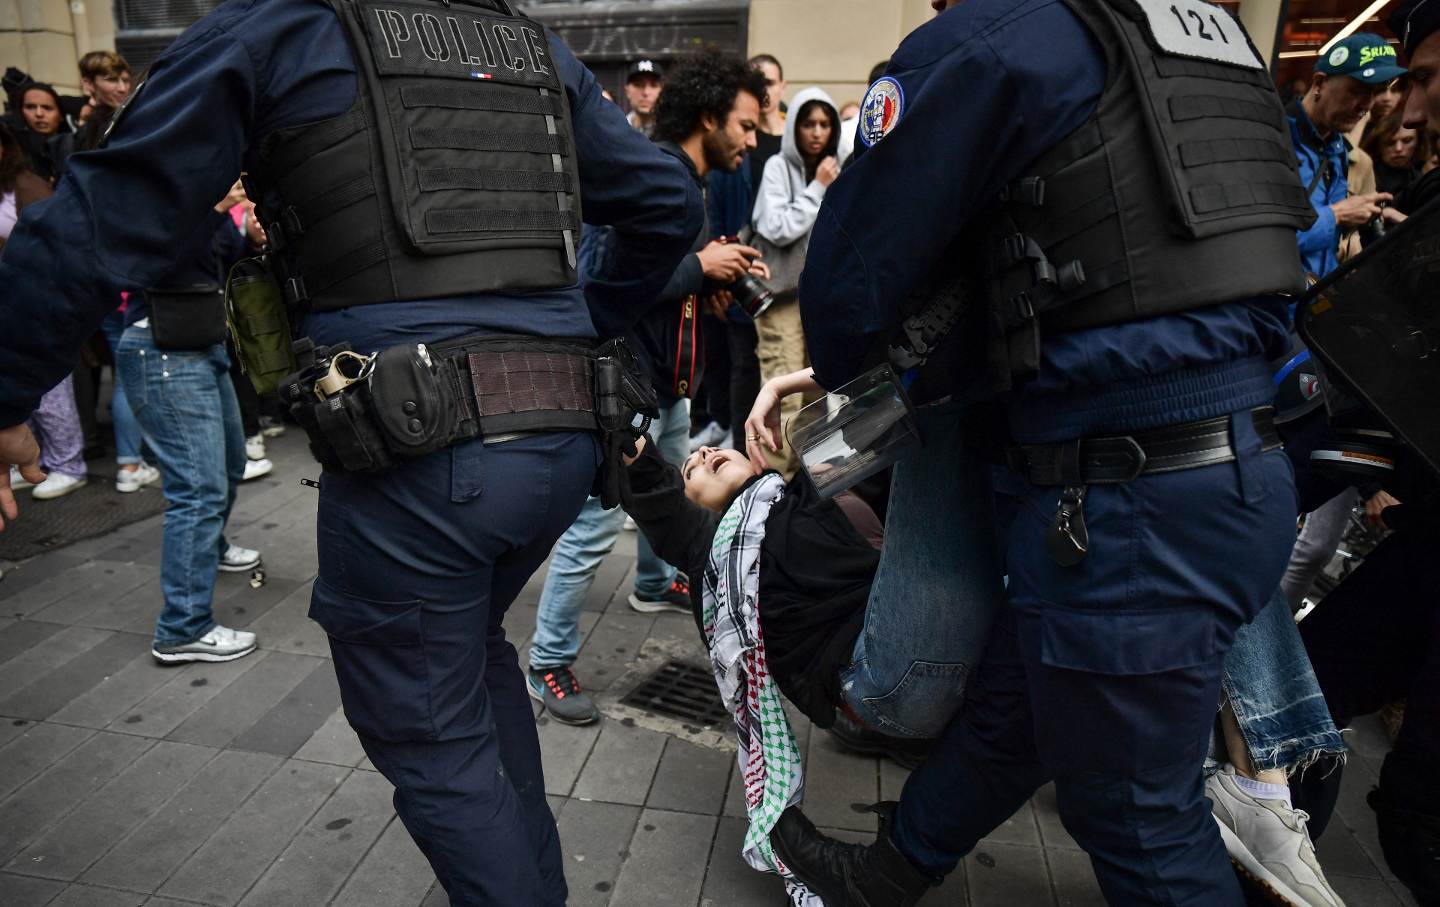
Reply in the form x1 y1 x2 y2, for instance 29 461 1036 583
749 87 841 476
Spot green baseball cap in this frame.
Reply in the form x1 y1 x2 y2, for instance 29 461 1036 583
1315 33 1407 83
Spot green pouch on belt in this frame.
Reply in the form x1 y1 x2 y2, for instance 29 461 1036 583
225 256 297 396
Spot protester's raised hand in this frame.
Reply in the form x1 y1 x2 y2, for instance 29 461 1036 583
0 424 45 532
744 384 784 474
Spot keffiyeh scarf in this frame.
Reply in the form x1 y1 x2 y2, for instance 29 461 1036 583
702 474 821 907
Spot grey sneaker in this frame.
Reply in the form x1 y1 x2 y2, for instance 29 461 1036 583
1206 763 1344 907
527 666 600 725
153 625 258 664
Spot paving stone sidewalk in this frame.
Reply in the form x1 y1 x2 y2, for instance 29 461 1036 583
0 431 1420 906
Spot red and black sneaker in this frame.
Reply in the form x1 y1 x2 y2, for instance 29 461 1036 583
628 577 693 615
526 665 600 725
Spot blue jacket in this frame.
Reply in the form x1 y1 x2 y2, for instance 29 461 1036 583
0 0 704 428
799 0 1290 441
1287 99 1349 279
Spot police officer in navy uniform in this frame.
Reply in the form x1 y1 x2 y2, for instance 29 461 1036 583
768 0 1312 903
0 0 703 902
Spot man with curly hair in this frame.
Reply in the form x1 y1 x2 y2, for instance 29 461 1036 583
527 50 774 725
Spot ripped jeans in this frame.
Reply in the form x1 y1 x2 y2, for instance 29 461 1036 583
1221 585 1346 772
840 404 1006 738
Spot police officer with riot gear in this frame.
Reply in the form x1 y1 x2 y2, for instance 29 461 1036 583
768 0 1313 903
0 0 704 902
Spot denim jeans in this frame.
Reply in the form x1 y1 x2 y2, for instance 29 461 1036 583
1220 586 1345 773
312 432 599 906
527 399 690 669
116 326 246 646
101 307 145 465
840 404 1005 738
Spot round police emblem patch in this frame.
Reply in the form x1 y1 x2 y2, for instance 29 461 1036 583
859 77 905 147
1328 46 1350 68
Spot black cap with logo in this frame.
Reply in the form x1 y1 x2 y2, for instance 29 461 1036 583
626 59 663 82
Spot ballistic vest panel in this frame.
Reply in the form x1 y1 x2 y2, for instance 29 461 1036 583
251 0 581 311
985 0 1316 378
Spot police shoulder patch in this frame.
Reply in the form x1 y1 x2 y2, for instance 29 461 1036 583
858 76 904 147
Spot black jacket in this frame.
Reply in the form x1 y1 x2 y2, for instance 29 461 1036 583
582 142 708 405
620 441 877 726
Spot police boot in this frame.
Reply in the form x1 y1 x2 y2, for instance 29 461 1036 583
1370 752 1440 906
770 802 936 907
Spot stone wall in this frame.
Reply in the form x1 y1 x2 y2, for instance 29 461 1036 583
0 0 115 95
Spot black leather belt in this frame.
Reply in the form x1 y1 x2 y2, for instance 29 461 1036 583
1009 406 1281 486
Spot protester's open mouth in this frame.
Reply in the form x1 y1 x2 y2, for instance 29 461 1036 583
708 451 729 474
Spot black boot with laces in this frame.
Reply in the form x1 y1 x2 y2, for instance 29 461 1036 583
770 802 936 907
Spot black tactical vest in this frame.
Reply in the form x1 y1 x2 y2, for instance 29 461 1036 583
249 0 581 312
985 0 1316 379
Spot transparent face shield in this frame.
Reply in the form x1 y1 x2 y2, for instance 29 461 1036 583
786 364 921 497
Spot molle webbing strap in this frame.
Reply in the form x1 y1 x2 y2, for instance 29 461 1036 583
1152 55 1274 87
1179 138 1295 169
302 240 389 298
410 126 567 155
1170 95 1283 131
266 109 366 175
417 168 574 194
400 85 564 116
1028 192 1117 248
426 208 580 234
291 174 376 231
467 348 597 434
1190 181 1311 214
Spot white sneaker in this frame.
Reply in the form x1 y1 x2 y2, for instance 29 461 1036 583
245 434 267 461
31 473 88 500
152 625 257 664
623 516 637 531
242 458 273 481
115 462 161 493
218 544 261 572
1206 764 1344 907
9 466 34 491
259 418 287 439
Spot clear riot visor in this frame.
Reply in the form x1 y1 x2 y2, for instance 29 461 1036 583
786 364 921 498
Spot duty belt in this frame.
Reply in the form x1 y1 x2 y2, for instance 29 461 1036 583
1008 406 1281 486
1005 407 1282 567
432 334 599 438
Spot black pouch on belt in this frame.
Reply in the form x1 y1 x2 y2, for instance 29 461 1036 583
367 344 458 458
146 285 228 351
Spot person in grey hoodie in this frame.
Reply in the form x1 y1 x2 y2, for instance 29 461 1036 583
750 87 840 476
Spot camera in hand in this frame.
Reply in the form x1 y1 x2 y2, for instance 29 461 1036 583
730 271 774 319
716 235 774 319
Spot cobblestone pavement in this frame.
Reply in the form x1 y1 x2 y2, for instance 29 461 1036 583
0 432 1420 906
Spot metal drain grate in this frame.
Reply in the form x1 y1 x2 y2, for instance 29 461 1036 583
619 660 730 727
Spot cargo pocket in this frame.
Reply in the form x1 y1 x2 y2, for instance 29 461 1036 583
309 580 433 741
1039 608 1216 675
1030 607 1222 772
